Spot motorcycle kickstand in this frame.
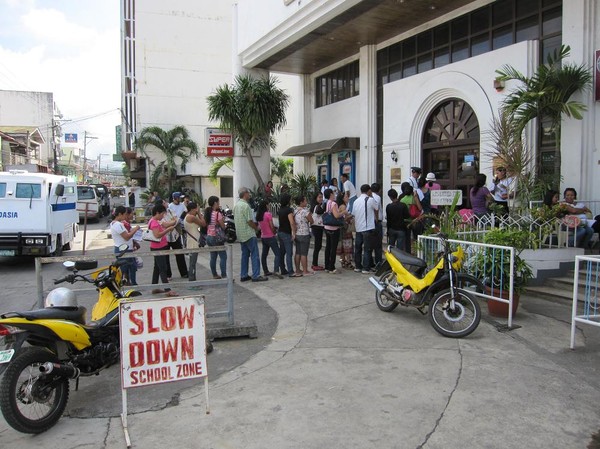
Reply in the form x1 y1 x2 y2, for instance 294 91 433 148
75 377 80 391
416 306 427 316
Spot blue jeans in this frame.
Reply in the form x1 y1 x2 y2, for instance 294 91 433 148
354 231 374 271
261 236 281 274
115 247 137 285
348 196 357 213
207 235 227 277
387 228 405 251
240 237 260 279
188 252 198 281
277 232 294 275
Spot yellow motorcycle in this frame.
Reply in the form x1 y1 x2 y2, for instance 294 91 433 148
369 234 482 338
0 245 141 434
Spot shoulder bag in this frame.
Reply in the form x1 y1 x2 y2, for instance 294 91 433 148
142 220 162 243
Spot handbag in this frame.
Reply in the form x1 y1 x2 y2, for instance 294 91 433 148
409 203 421 219
214 225 226 245
322 211 345 227
141 228 162 243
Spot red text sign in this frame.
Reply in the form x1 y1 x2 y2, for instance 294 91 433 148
206 128 234 157
120 296 207 388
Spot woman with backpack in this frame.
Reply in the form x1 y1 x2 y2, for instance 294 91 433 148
204 196 228 279
399 182 422 254
184 201 206 282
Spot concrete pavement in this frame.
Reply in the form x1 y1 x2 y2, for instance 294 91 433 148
1 229 600 448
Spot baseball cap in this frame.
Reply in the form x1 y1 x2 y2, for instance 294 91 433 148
172 192 182 199
426 172 436 181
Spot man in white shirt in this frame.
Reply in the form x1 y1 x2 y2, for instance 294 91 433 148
341 173 357 212
352 184 379 274
407 167 421 191
370 182 383 267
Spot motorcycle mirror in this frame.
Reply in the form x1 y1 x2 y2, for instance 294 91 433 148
63 261 76 271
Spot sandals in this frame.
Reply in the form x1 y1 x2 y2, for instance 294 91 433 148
341 261 355 270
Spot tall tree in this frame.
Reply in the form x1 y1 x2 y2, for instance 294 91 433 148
207 74 289 189
135 125 199 193
495 45 592 177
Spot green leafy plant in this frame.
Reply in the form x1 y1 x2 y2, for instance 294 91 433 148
288 172 318 201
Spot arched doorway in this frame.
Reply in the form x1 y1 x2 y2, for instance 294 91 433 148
422 98 480 208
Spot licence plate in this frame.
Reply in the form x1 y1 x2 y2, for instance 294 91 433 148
0 250 15 256
0 349 15 364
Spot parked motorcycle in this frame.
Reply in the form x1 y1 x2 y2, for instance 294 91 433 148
369 234 482 338
0 245 141 434
222 206 237 243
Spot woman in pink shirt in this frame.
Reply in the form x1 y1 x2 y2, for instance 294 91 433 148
257 200 283 278
148 202 177 296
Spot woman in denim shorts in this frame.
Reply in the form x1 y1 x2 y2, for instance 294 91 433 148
293 195 314 276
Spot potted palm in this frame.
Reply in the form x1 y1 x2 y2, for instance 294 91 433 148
474 228 535 317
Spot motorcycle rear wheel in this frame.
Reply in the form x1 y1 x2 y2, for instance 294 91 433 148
0 347 69 434
375 270 399 312
428 288 481 338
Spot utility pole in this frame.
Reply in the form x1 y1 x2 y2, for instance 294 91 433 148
83 131 98 183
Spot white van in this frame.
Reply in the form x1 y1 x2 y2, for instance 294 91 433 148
0 170 78 256
77 185 102 221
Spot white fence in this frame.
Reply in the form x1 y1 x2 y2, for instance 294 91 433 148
570 255 600 348
418 235 517 328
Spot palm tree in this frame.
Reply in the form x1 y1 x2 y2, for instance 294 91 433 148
135 125 199 193
208 157 233 185
270 156 293 184
495 45 592 177
207 74 289 189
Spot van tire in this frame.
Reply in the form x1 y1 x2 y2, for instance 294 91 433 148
53 235 63 257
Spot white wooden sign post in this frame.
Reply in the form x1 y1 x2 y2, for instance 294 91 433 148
119 295 209 447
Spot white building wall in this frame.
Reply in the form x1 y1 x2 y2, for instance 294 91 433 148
0 90 55 168
383 42 534 195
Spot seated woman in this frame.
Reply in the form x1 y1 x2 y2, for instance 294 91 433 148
562 187 593 248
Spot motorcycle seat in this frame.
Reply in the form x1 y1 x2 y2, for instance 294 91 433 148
389 247 427 268
5 306 87 325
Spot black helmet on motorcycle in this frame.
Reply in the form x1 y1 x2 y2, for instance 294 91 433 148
45 287 78 308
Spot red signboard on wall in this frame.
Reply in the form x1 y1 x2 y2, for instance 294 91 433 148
206 128 234 157
595 50 600 102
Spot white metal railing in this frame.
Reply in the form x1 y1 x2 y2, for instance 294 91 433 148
418 235 517 328
570 255 600 348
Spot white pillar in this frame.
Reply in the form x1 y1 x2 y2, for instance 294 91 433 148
359 45 377 187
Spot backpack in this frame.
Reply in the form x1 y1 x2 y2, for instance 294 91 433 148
409 203 421 219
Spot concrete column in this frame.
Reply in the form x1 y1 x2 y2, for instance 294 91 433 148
359 45 377 186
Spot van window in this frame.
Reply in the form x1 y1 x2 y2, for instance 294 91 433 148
64 186 75 194
16 183 42 199
0 183 5 197
77 186 96 200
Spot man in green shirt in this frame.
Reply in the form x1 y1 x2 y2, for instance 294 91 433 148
233 187 268 282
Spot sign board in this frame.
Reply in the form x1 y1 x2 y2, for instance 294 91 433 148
65 133 78 143
596 50 600 101
431 189 462 206
120 296 207 389
206 128 233 157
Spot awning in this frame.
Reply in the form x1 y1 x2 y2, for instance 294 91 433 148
282 137 360 157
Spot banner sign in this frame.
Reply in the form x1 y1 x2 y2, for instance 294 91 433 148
120 296 207 389
595 50 600 101
431 190 463 206
206 128 234 157
65 133 78 143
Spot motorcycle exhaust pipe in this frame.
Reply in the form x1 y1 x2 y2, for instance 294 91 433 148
39 362 80 379
368 276 385 293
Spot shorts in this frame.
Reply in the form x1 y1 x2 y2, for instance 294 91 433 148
294 234 310 256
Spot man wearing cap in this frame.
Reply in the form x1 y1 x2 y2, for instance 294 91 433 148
425 172 442 214
407 167 424 201
165 192 188 279
234 187 268 282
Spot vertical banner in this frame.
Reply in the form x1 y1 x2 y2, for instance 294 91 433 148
595 50 600 102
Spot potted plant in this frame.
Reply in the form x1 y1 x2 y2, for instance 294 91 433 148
473 228 535 317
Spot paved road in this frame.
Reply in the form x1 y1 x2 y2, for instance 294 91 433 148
1 226 600 448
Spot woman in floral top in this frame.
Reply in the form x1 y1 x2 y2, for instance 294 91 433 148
293 195 314 276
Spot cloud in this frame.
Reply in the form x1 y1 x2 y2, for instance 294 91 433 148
0 2 121 160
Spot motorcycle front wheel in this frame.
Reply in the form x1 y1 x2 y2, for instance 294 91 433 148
0 347 69 434
375 270 399 312
428 288 481 338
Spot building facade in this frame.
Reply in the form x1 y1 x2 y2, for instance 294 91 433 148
120 0 301 202
236 0 599 205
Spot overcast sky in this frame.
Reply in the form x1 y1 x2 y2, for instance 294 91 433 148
0 0 121 166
